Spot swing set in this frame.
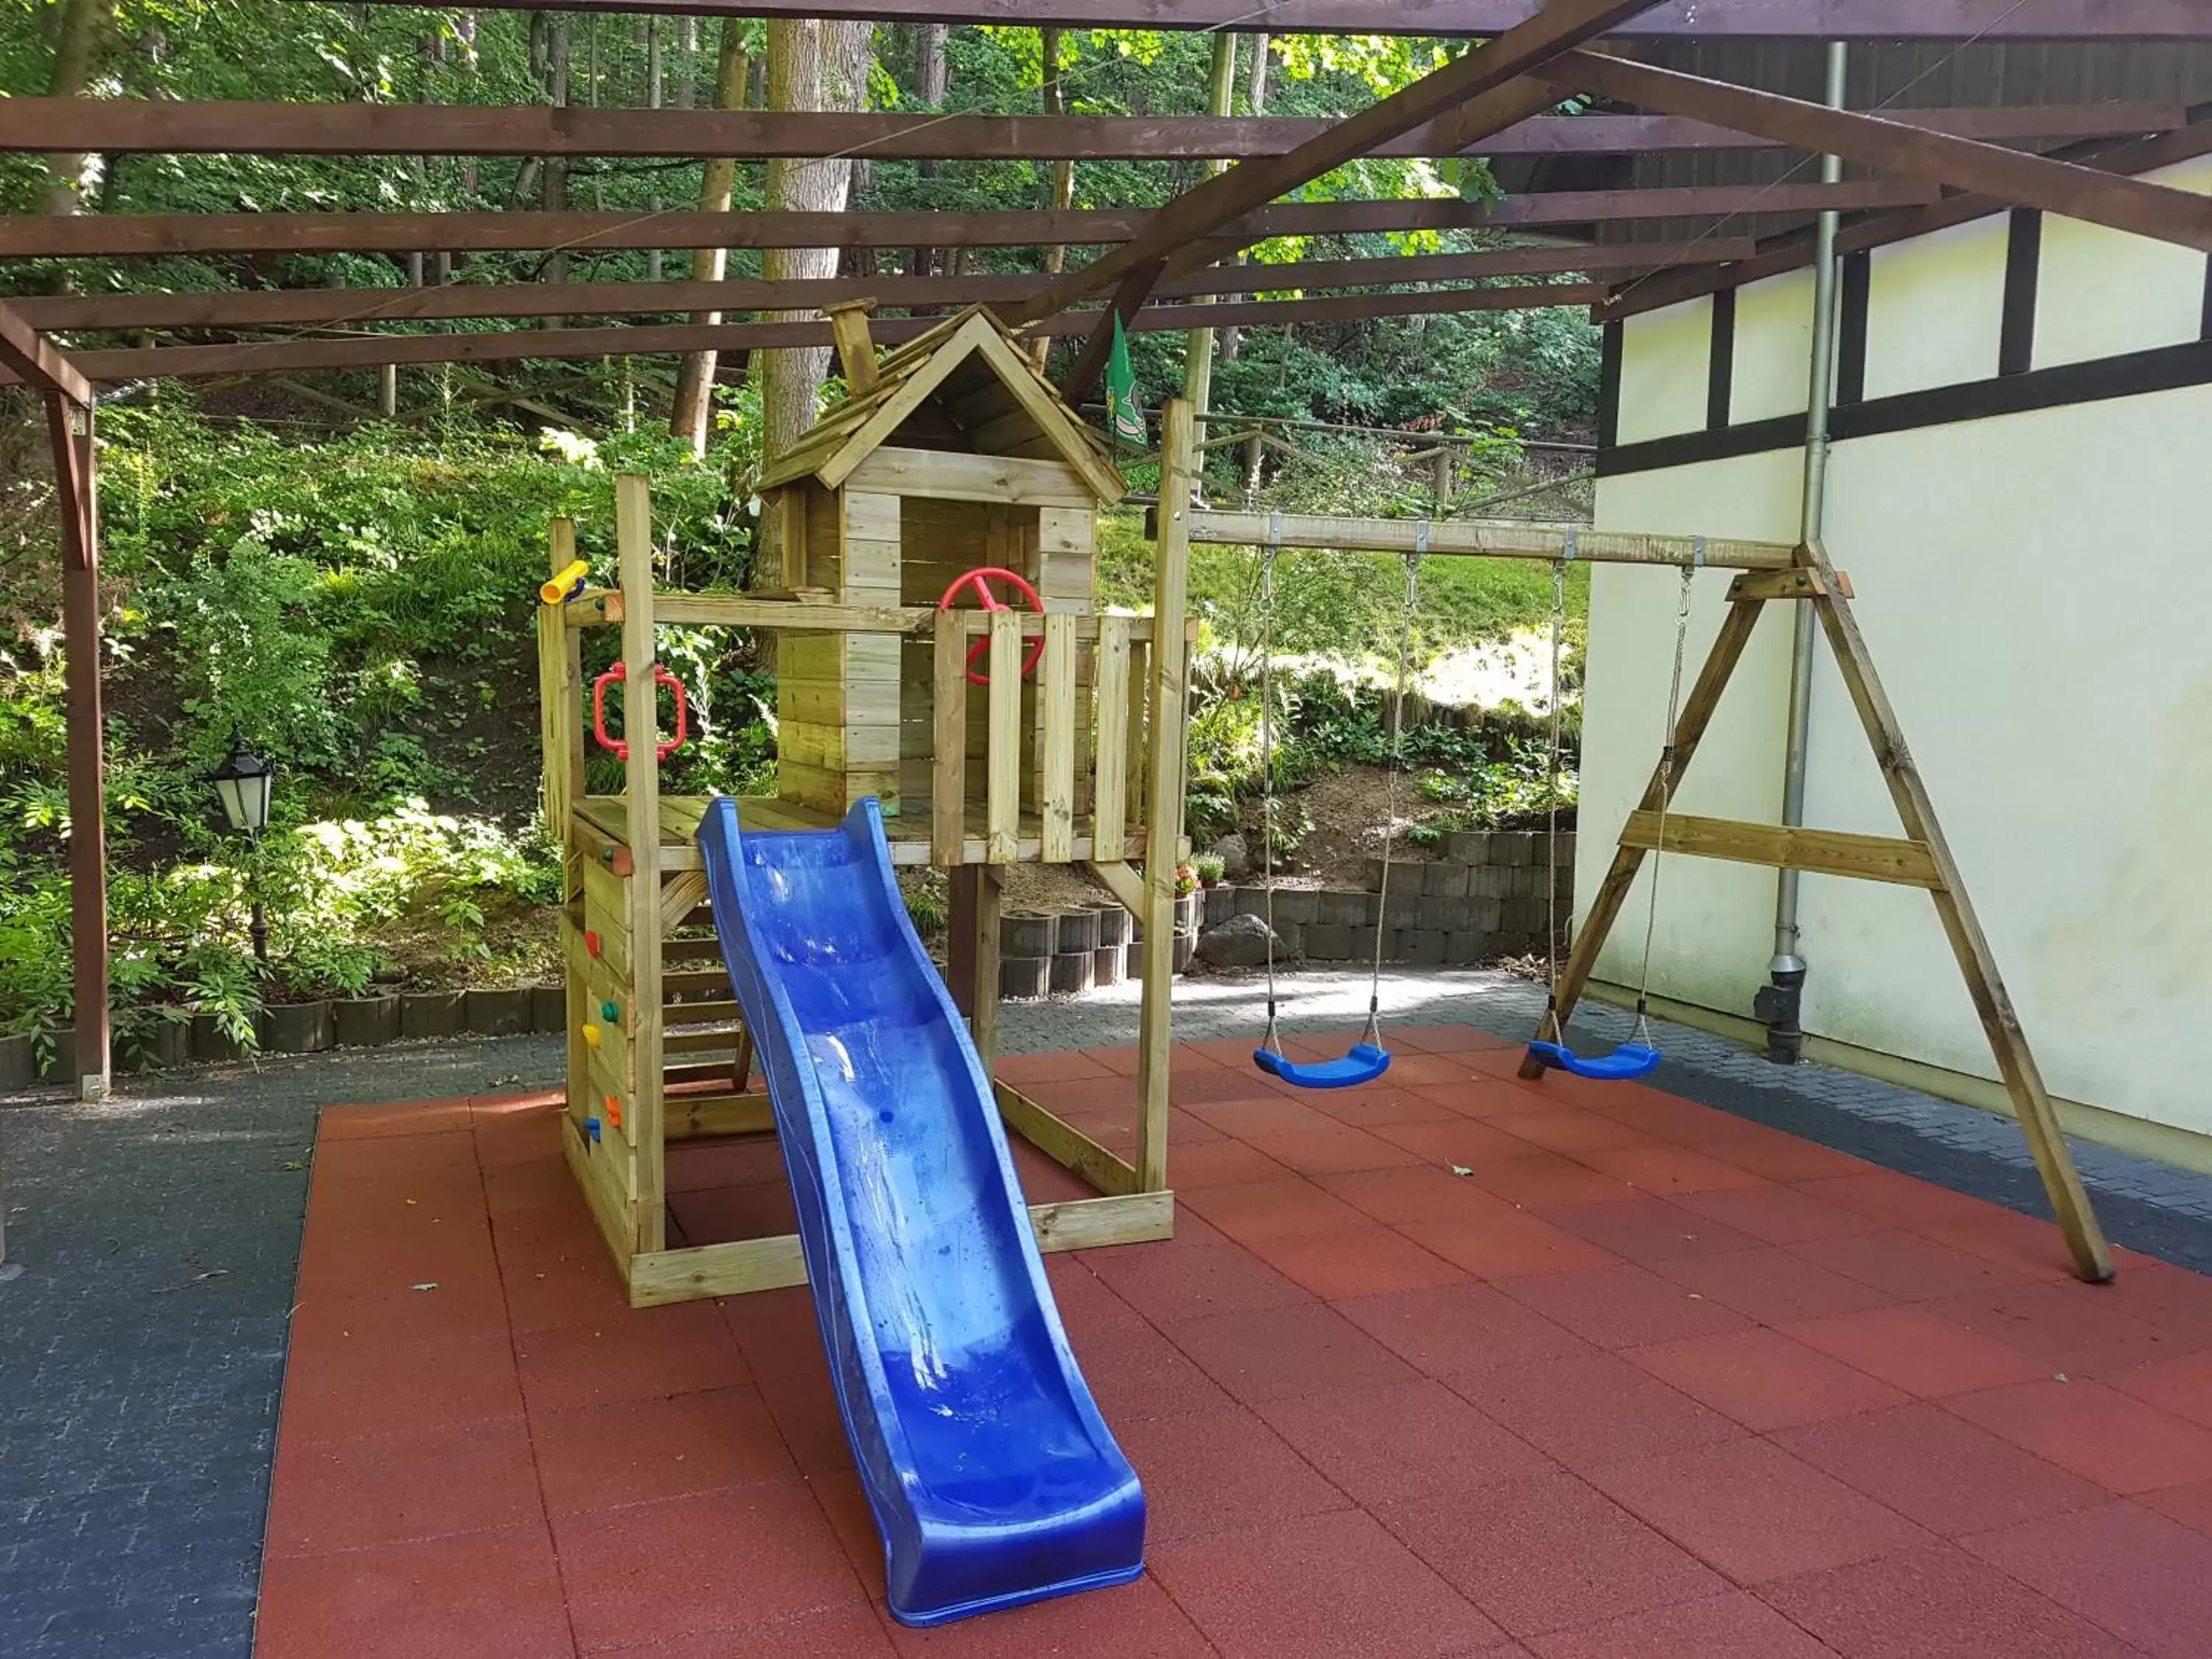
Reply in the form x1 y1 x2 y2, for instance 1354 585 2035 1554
1194 505 2112 1286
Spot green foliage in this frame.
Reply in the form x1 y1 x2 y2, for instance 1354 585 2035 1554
1191 852 1226 887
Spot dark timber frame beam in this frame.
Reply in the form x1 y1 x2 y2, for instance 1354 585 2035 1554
0 186 1939 261
13 282 1606 385
1026 0 1669 400
299 0 2212 44
45 392 108 1102
13 243 1740 333
0 100 2173 161
1553 52 2212 254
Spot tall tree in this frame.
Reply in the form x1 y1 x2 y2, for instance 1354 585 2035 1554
540 14 572 325
755 19 874 458
669 18 753 456
41 0 108 216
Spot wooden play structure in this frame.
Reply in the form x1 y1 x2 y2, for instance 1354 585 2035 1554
536 306 1197 1307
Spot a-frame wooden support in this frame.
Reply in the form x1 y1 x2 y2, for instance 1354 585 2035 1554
1523 538 2113 1285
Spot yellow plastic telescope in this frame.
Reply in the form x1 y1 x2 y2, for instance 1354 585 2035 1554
541 560 589 605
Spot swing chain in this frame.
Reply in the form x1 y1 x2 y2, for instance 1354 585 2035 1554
1631 562 1697 1047
1258 542 1281 1054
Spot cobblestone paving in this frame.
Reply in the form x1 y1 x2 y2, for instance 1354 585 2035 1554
2 969 2207 1657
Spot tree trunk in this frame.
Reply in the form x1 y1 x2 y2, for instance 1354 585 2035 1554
541 16 572 322
1182 32 1239 442
41 0 105 216
646 18 664 282
669 19 752 455
910 22 948 282
1218 33 1270 370
1034 27 1074 367
754 20 874 459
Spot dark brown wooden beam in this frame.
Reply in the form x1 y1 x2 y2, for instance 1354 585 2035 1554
0 299 93 404
1018 0 1666 332
16 240 1739 333
1601 108 2212 321
0 98 2175 161
0 184 1938 260
48 395 108 1099
291 1 2212 44
1554 52 2212 254
21 282 1604 384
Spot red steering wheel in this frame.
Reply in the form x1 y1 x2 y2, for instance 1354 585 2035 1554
938 566 1046 688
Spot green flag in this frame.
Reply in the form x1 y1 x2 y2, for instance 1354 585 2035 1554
1104 315 1145 447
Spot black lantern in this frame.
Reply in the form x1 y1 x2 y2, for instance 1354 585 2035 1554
209 734 274 960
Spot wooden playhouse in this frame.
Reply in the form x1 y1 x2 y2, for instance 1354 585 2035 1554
536 305 1197 1307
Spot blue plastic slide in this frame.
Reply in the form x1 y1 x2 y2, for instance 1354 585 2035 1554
696 796 1145 1627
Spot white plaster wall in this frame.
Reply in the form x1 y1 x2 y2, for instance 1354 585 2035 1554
1730 268 1818 425
1591 237 2212 1141
2035 157 2212 369
1614 296 1711 444
1861 214 2008 400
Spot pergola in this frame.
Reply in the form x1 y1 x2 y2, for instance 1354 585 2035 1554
10 0 2212 1111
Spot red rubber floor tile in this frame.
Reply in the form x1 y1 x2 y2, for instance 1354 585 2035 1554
1691 1128 1876 1184
1944 1377 2212 1495
994 1048 1116 1085
1335 1281 1597 1380
1156 1138 1294 1189
1937 1280 2202 1377
1391 1024 1523 1054
1078 1239 1310 1325
1241 1121 1425 1177
532 1385 797 1514
1371 1117 1562 1168
584 1604 896 1658
1964 1498 2212 1659
499 1238 636 1333
1763 1539 2141 1659
1578 1144 1773 1196
1164 1300 1419 1405
1181 1093 1338 1138
1413 1079 1575 1120
256 1520 574 1659
1153 1509 1503 1659
1303 1087 1464 1129
1398 1210 1622 1281
1256 1378 1556 1506
515 1301 750 1413
1773 1402 2107 1535
1586 1438 1930 1584
1110 1405 1351 1543
1319 1164 1523 1226
882 1574 1214 1658
661 1135 785 1193
1177 1175 1371 1242
1783 1226 2039 1301
1535 1197 1765 1265
1497 1262 1754 1351
550 1483 862 1652
1380 1467 1724 1638
1656 1247 1896 1326
1624 1329 1908 1432
2097 1261 2212 1346
1669 1183 1882 1245
1782 1305 2050 1399
265 1414 541 1557
1457 1150 1648 1211
2140 1478 2212 1537
1242 1222 1469 1301
1528 1592 1837 1659
1065 1316 1237 1423
277 1329 524 1444
1488 1107 1660 1156
319 1098 480 1141
1450 1349 1741 1475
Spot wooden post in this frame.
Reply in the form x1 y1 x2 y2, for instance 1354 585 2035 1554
985 611 1021 863
947 865 1004 1068
1135 399 1196 1194
616 474 666 1255
1092 614 1130 861
1798 540 2111 1283
931 609 967 863
823 296 879 394
1040 611 1077 862
50 395 106 1102
538 517 586 839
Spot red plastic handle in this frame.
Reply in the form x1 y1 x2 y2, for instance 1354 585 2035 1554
937 566 1046 687
591 661 689 762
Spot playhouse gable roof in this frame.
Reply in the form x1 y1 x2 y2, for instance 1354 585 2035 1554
758 307 1125 502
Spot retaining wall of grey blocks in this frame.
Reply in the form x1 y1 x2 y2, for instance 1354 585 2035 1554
998 891 1200 1002
1201 830 1573 968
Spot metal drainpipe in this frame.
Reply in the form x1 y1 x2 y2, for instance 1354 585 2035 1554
1760 39 1848 1065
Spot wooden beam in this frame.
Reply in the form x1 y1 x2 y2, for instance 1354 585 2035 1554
0 187 1938 260
50 397 107 1100
1182 509 1793 569
0 299 92 406
1012 0 1671 327
1557 52 2212 254
1726 567 1852 600
995 1082 1140 1198
302 0 2212 43
1618 811 1942 887
1795 540 2110 1283
0 97 2166 162
616 476 666 1256
32 284 1604 384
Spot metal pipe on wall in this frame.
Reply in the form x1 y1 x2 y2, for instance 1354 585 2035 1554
1761 41 1849 1063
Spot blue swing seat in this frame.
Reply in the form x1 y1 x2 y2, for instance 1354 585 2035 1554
1527 1040 1663 1082
1254 1041 1392 1090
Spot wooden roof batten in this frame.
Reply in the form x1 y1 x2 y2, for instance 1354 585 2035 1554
758 306 1125 503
